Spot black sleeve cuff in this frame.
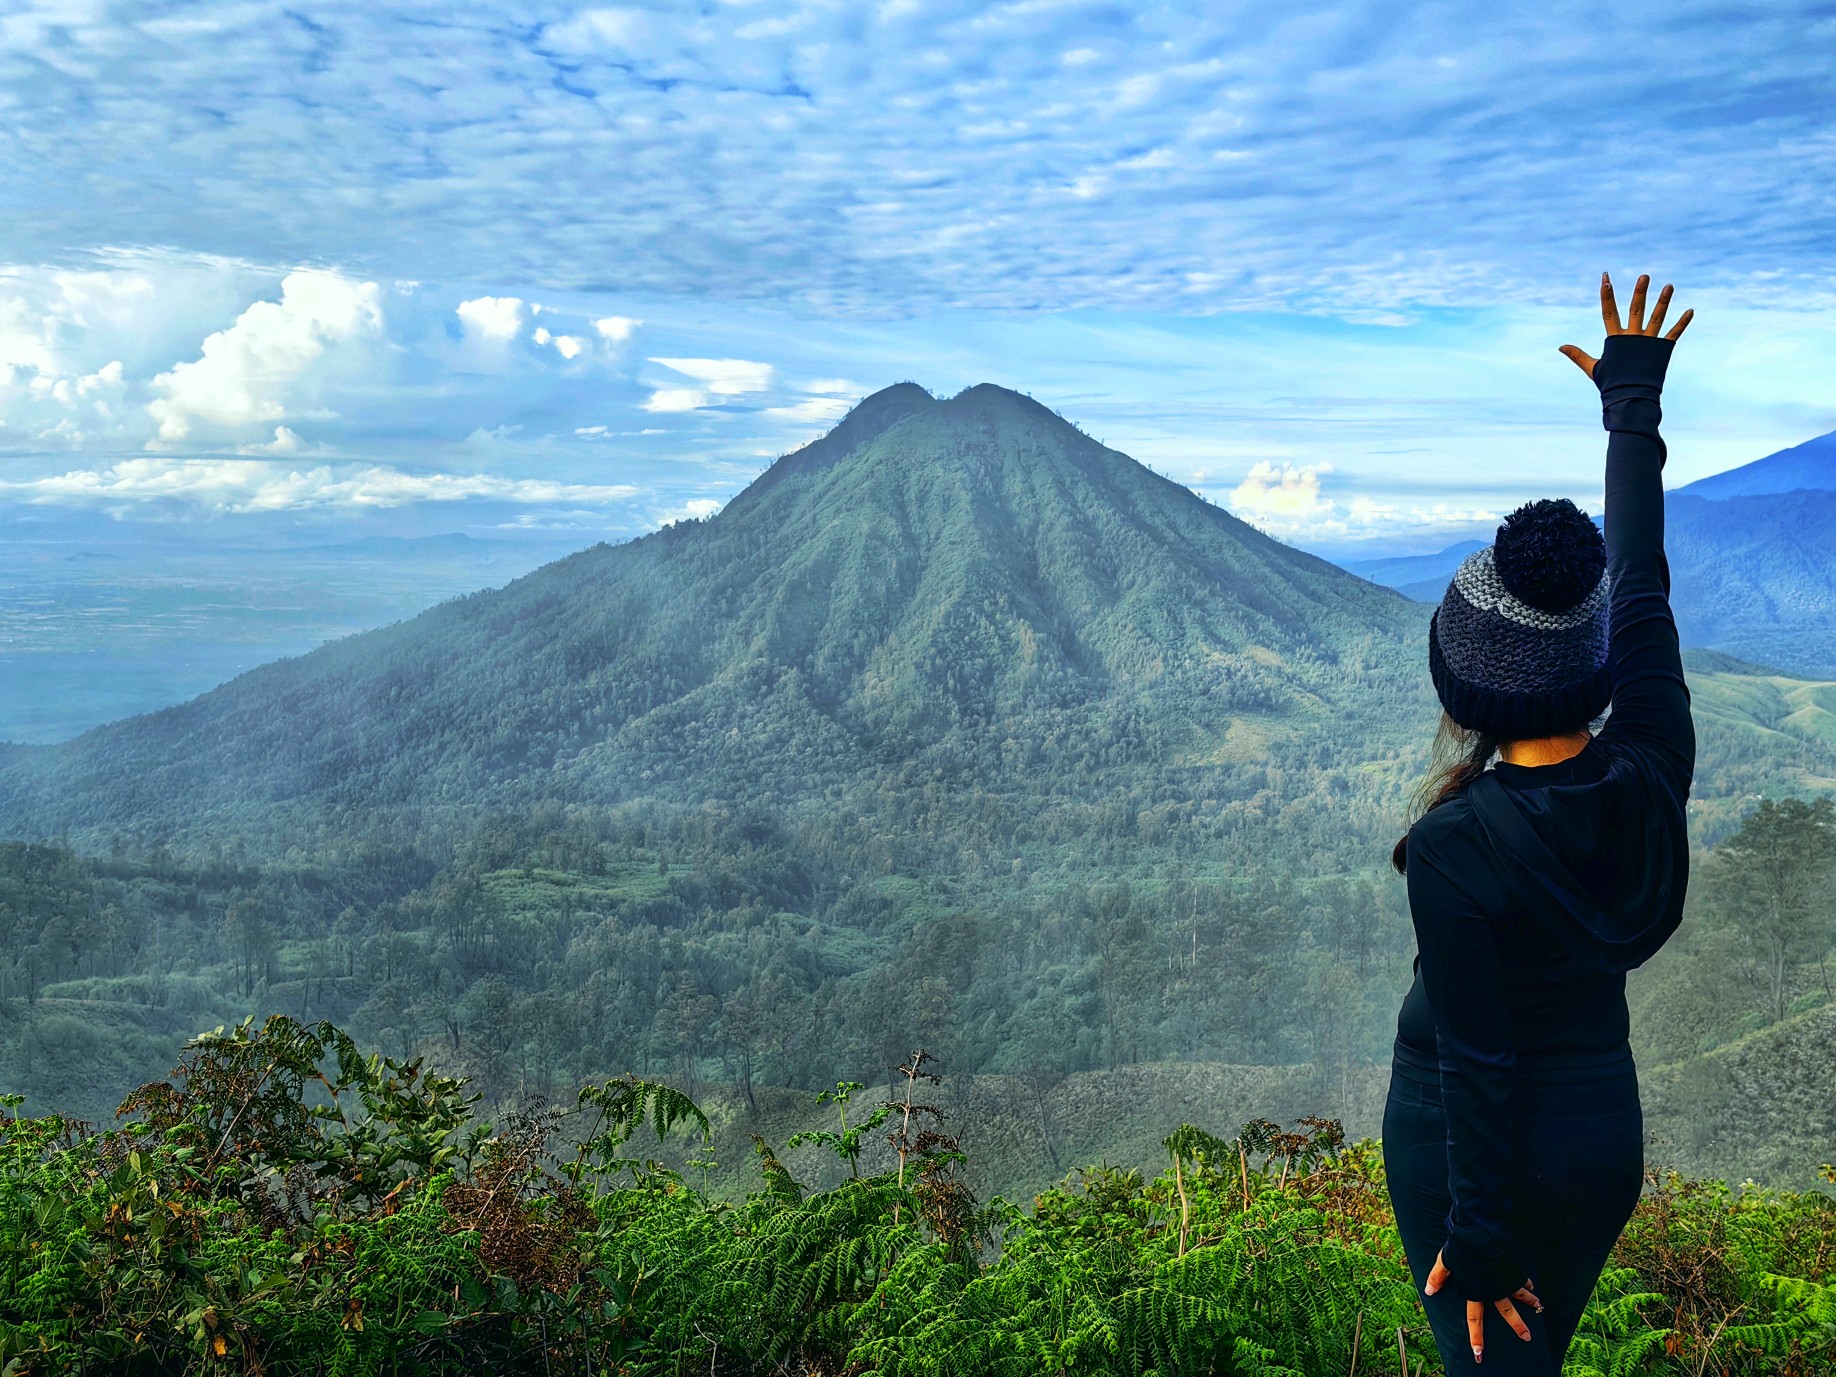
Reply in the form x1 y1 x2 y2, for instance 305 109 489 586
1440 1234 1529 1304
1595 334 1672 468
1593 332 1674 402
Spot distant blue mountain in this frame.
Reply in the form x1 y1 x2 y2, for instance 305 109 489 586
1677 429 1836 499
1339 433 1836 678
1343 541 1480 603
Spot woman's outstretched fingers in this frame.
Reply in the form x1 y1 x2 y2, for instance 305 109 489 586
1467 1301 1484 1363
1494 1297 1533 1341
1513 1282 1544 1315
1558 344 1597 378
1646 283 1674 336
1627 273 1651 332
1666 308 1695 342
1601 272 1623 334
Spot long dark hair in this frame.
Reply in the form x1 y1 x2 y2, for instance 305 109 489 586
1391 711 1501 874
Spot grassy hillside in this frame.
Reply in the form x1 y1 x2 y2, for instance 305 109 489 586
1639 1002 1836 1190
1683 649 1836 838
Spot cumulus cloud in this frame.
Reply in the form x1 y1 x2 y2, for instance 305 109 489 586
456 295 525 341
0 263 216 448
0 458 640 514
146 270 383 444
1229 462 1336 527
237 424 307 455
594 316 640 343
532 326 586 359
16 358 129 444
1225 459 1503 543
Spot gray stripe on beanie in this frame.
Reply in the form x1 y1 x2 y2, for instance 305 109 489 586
1437 593 1610 693
1452 546 1609 632
1435 544 1611 698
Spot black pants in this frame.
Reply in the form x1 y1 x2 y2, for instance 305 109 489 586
1382 1054 1644 1375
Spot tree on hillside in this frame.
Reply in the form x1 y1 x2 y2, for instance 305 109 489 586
223 892 274 998
1710 796 1836 1023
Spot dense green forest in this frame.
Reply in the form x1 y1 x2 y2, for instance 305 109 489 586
1 669 1832 1197
4 1016 1833 1376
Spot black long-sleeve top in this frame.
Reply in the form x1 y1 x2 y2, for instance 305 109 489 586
1392 331 1696 1303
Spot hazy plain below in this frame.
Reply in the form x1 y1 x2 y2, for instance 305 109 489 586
0 532 581 743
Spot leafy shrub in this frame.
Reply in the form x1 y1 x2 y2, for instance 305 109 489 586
1 1017 1832 1375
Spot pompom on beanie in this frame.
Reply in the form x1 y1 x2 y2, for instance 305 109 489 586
1428 498 1612 739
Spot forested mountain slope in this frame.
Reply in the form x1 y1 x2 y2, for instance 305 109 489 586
1665 489 1836 678
0 383 1432 852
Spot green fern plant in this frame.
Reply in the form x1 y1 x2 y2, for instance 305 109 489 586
1724 1273 1836 1367
1562 1266 1672 1377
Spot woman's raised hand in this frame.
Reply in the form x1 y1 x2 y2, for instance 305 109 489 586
1558 272 1694 380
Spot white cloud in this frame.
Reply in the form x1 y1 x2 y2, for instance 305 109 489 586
650 357 774 394
1113 73 1160 109
594 315 640 342
643 356 775 411
763 397 851 423
2 347 129 445
456 295 525 341
236 424 305 455
642 387 711 414
0 458 641 513
1 2 1833 324
533 327 586 359
146 269 383 444
653 496 723 527
25 358 123 407
543 8 648 53
0 297 58 377
1222 459 1506 543
1228 461 1336 526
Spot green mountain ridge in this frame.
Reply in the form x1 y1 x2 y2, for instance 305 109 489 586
0 383 1429 849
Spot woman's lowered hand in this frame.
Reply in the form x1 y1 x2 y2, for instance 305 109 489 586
1559 272 1693 380
1425 1249 1544 1363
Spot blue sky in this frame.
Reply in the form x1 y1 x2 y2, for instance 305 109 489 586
3 0 1835 558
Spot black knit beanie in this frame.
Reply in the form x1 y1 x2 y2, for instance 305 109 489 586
1428 499 1612 739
